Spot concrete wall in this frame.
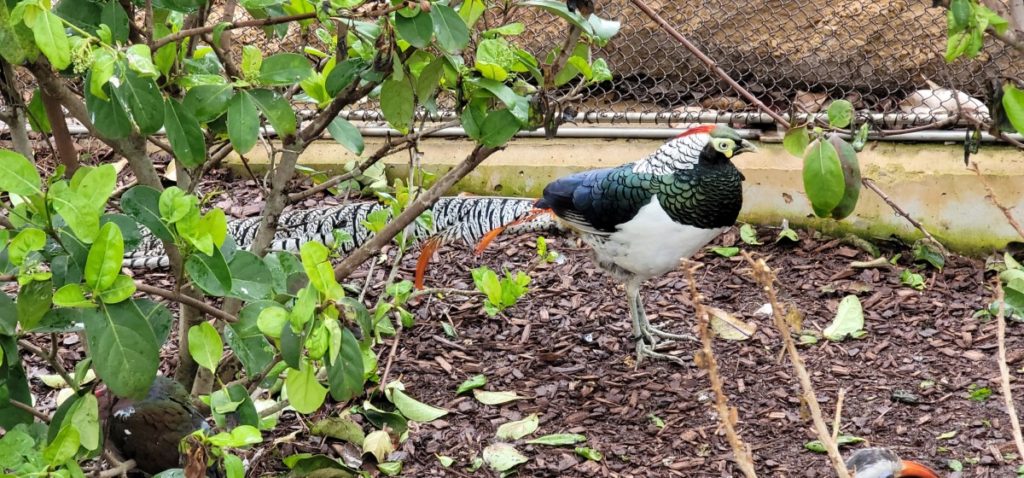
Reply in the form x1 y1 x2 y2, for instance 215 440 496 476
231 137 1024 255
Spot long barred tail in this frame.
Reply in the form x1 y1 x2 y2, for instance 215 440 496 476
124 197 564 276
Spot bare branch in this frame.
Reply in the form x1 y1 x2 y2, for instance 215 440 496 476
743 252 851 478
994 280 1024 462
969 162 1024 240
860 178 943 247
8 398 51 422
135 282 238 323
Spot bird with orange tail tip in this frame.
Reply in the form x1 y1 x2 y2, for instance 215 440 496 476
845 448 940 478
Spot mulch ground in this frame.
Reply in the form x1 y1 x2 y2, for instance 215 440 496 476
10 150 1024 477
375 227 1022 478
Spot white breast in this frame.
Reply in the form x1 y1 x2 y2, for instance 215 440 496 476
589 196 725 280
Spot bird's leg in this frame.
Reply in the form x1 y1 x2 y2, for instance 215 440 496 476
627 282 686 367
635 292 699 343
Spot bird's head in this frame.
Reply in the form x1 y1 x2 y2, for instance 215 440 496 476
845 448 940 478
677 125 758 164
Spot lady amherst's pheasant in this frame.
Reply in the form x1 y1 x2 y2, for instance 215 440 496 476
479 124 756 365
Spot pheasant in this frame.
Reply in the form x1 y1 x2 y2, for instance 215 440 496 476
98 376 209 474
477 125 756 365
845 448 939 478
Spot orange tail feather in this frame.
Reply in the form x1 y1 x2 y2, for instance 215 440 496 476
415 237 442 290
473 208 552 255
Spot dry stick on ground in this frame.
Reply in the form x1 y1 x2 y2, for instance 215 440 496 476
831 388 846 442
969 162 1024 240
134 282 238 323
743 252 852 478
681 261 758 478
995 281 1024 461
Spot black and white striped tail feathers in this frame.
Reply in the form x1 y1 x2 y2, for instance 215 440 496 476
124 196 563 271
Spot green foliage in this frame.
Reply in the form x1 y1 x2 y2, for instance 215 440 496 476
900 269 926 290
471 266 530 316
967 384 992 401
944 0 1008 62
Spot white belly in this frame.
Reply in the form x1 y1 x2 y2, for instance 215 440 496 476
590 196 725 280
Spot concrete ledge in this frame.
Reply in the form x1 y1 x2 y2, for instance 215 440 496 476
227 137 1024 255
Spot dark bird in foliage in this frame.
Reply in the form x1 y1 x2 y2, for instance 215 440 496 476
98 376 209 475
477 125 756 365
566 0 594 16
845 448 939 478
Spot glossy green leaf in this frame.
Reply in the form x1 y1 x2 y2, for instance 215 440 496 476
395 10 433 48
126 44 158 78
119 69 164 134
227 251 273 301
827 135 861 220
33 10 71 70
456 374 487 394
826 99 853 128
84 300 160 399
185 247 232 297
327 117 364 155
473 389 522 405
260 53 314 85
0 294 18 336
158 186 195 224
227 91 259 154
249 89 296 136
27 89 51 133
300 241 343 300
164 99 207 167
98 274 136 304
65 393 100 450
8 228 45 266
256 305 288 338
380 78 414 134
101 214 142 253
121 186 173 242
458 0 485 27
100 0 129 43
1004 84 1024 135
325 58 366 97
387 385 447 422
802 139 845 217
241 45 262 79
470 78 529 123
90 50 116 101
84 71 133 139
207 425 262 448
415 57 445 103
183 84 234 123
430 4 469 53
286 361 328 414
0 149 41 196
227 301 276 375
326 327 364 403
188 321 223 372
479 108 520 147
783 126 810 157
17 279 53 330
575 447 603 461
43 424 79 465
53 284 93 308
85 222 124 292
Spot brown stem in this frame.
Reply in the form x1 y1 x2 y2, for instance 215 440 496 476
743 252 851 478
682 262 758 478
860 178 942 246
151 13 318 50
969 162 1024 240
39 87 80 177
8 399 51 422
333 144 499 281
995 280 1024 462
18 339 76 389
0 59 34 160
287 120 460 203
135 282 238 323
378 326 402 388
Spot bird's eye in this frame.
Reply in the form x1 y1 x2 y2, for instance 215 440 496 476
713 138 735 153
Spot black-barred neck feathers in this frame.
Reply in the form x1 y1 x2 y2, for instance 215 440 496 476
632 125 751 175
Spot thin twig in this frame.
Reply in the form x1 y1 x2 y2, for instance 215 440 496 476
378 326 403 388
995 281 1024 462
860 178 942 246
681 261 757 478
8 398 51 422
18 339 76 389
831 388 846 442
287 120 460 203
151 13 317 50
97 455 137 478
135 282 238 323
743 252 851 478
259 398 290 418
969 162 1024 240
